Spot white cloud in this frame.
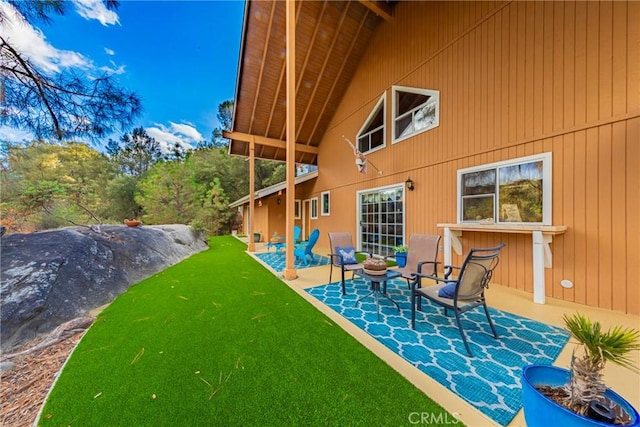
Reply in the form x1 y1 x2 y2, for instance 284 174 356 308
100 60 125 75
146 122 204 153
73 0 120 26
0 125 34 143
104 47 115 56
170 122 203 141
0 2 91 74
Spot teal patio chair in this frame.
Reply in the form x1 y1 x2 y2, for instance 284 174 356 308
294 228 319 265
267 225 301 252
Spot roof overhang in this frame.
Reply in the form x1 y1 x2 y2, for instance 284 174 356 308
227 0 395 165
229 170 319 208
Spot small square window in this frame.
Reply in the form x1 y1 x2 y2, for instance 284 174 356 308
294 200 301 219
321 191 330 216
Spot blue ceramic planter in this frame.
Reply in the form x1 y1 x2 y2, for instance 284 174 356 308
521 365 639 427
395 252 407 268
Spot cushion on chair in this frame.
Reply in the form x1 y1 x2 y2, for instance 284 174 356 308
437 283 457 298
335 246 357 265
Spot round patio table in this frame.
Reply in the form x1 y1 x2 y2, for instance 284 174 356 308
352 268 401 320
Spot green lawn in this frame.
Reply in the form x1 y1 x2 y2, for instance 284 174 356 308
40 236 451 426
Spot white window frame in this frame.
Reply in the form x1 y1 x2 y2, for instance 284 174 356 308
356 94 386 154
310 197 318 220
456 153 552 225
356 183 406 257
320 191 330 216
392 85 440 144
294 199 301 219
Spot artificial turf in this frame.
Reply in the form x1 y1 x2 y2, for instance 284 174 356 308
39 236 452 426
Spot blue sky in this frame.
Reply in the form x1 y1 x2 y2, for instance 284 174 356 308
0 0 245 151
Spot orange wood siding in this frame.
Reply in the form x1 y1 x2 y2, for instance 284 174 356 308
307 1 639 314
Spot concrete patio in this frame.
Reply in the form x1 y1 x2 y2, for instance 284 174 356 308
244 238 640 426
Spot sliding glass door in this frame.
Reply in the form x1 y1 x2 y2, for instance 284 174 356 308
357 185 405 257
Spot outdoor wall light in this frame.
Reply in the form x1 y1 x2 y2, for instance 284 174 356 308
405 177 415 191
258 199 262 207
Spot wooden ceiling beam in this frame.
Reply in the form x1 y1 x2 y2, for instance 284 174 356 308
297 2 350 142
358 0 392 21
223 131 319 155
279 1 328 142
266 2 302 136
248 1 276 133
308 9 370 143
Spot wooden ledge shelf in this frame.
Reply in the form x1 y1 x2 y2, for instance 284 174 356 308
436 223 568 305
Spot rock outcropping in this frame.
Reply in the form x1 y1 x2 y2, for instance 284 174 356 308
0 224 208 351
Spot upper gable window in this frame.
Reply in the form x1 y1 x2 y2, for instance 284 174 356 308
357 94 386 154
392 86 439 143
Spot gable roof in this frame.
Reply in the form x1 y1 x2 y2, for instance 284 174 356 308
226 1 395 165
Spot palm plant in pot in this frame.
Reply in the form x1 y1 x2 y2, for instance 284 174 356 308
522 312 640 426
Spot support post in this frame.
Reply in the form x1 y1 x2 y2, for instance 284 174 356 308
248 137 256 252
282 0 297 280
532 231 546 304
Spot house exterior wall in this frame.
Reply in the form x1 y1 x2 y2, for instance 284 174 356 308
310 1 639 314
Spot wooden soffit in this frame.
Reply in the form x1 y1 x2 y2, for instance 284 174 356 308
228 0 395 164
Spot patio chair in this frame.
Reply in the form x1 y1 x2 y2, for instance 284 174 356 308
294 228 319 265
396 234 441 290
328 232 372 295
267 225 301 252
411 243 506 356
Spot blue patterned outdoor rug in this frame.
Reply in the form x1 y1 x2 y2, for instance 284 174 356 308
306 278 570 426
255 251 330 271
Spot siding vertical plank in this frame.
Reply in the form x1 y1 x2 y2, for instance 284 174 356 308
598 125 613 310
599 1 613 119
481 17 491 152
553 1 565 132
563 1 576 129
627 118 640 314
585 2 600 123
562 133 576 303
573 130 587 306
611 1 627 116
585 127 600 308
628 1 640 112
574 1 587 126
493 9 502 148
543 1 555 134
509 4 518 143
501 7 510 148
610 122 627 312
516 2 527 141
527 1 539 138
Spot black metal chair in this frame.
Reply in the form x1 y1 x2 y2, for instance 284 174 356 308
411 243 506 356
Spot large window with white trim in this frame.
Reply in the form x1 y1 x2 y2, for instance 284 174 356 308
357 94 385 153
392 86 439 143
457 153 552 225
358 185 405 257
